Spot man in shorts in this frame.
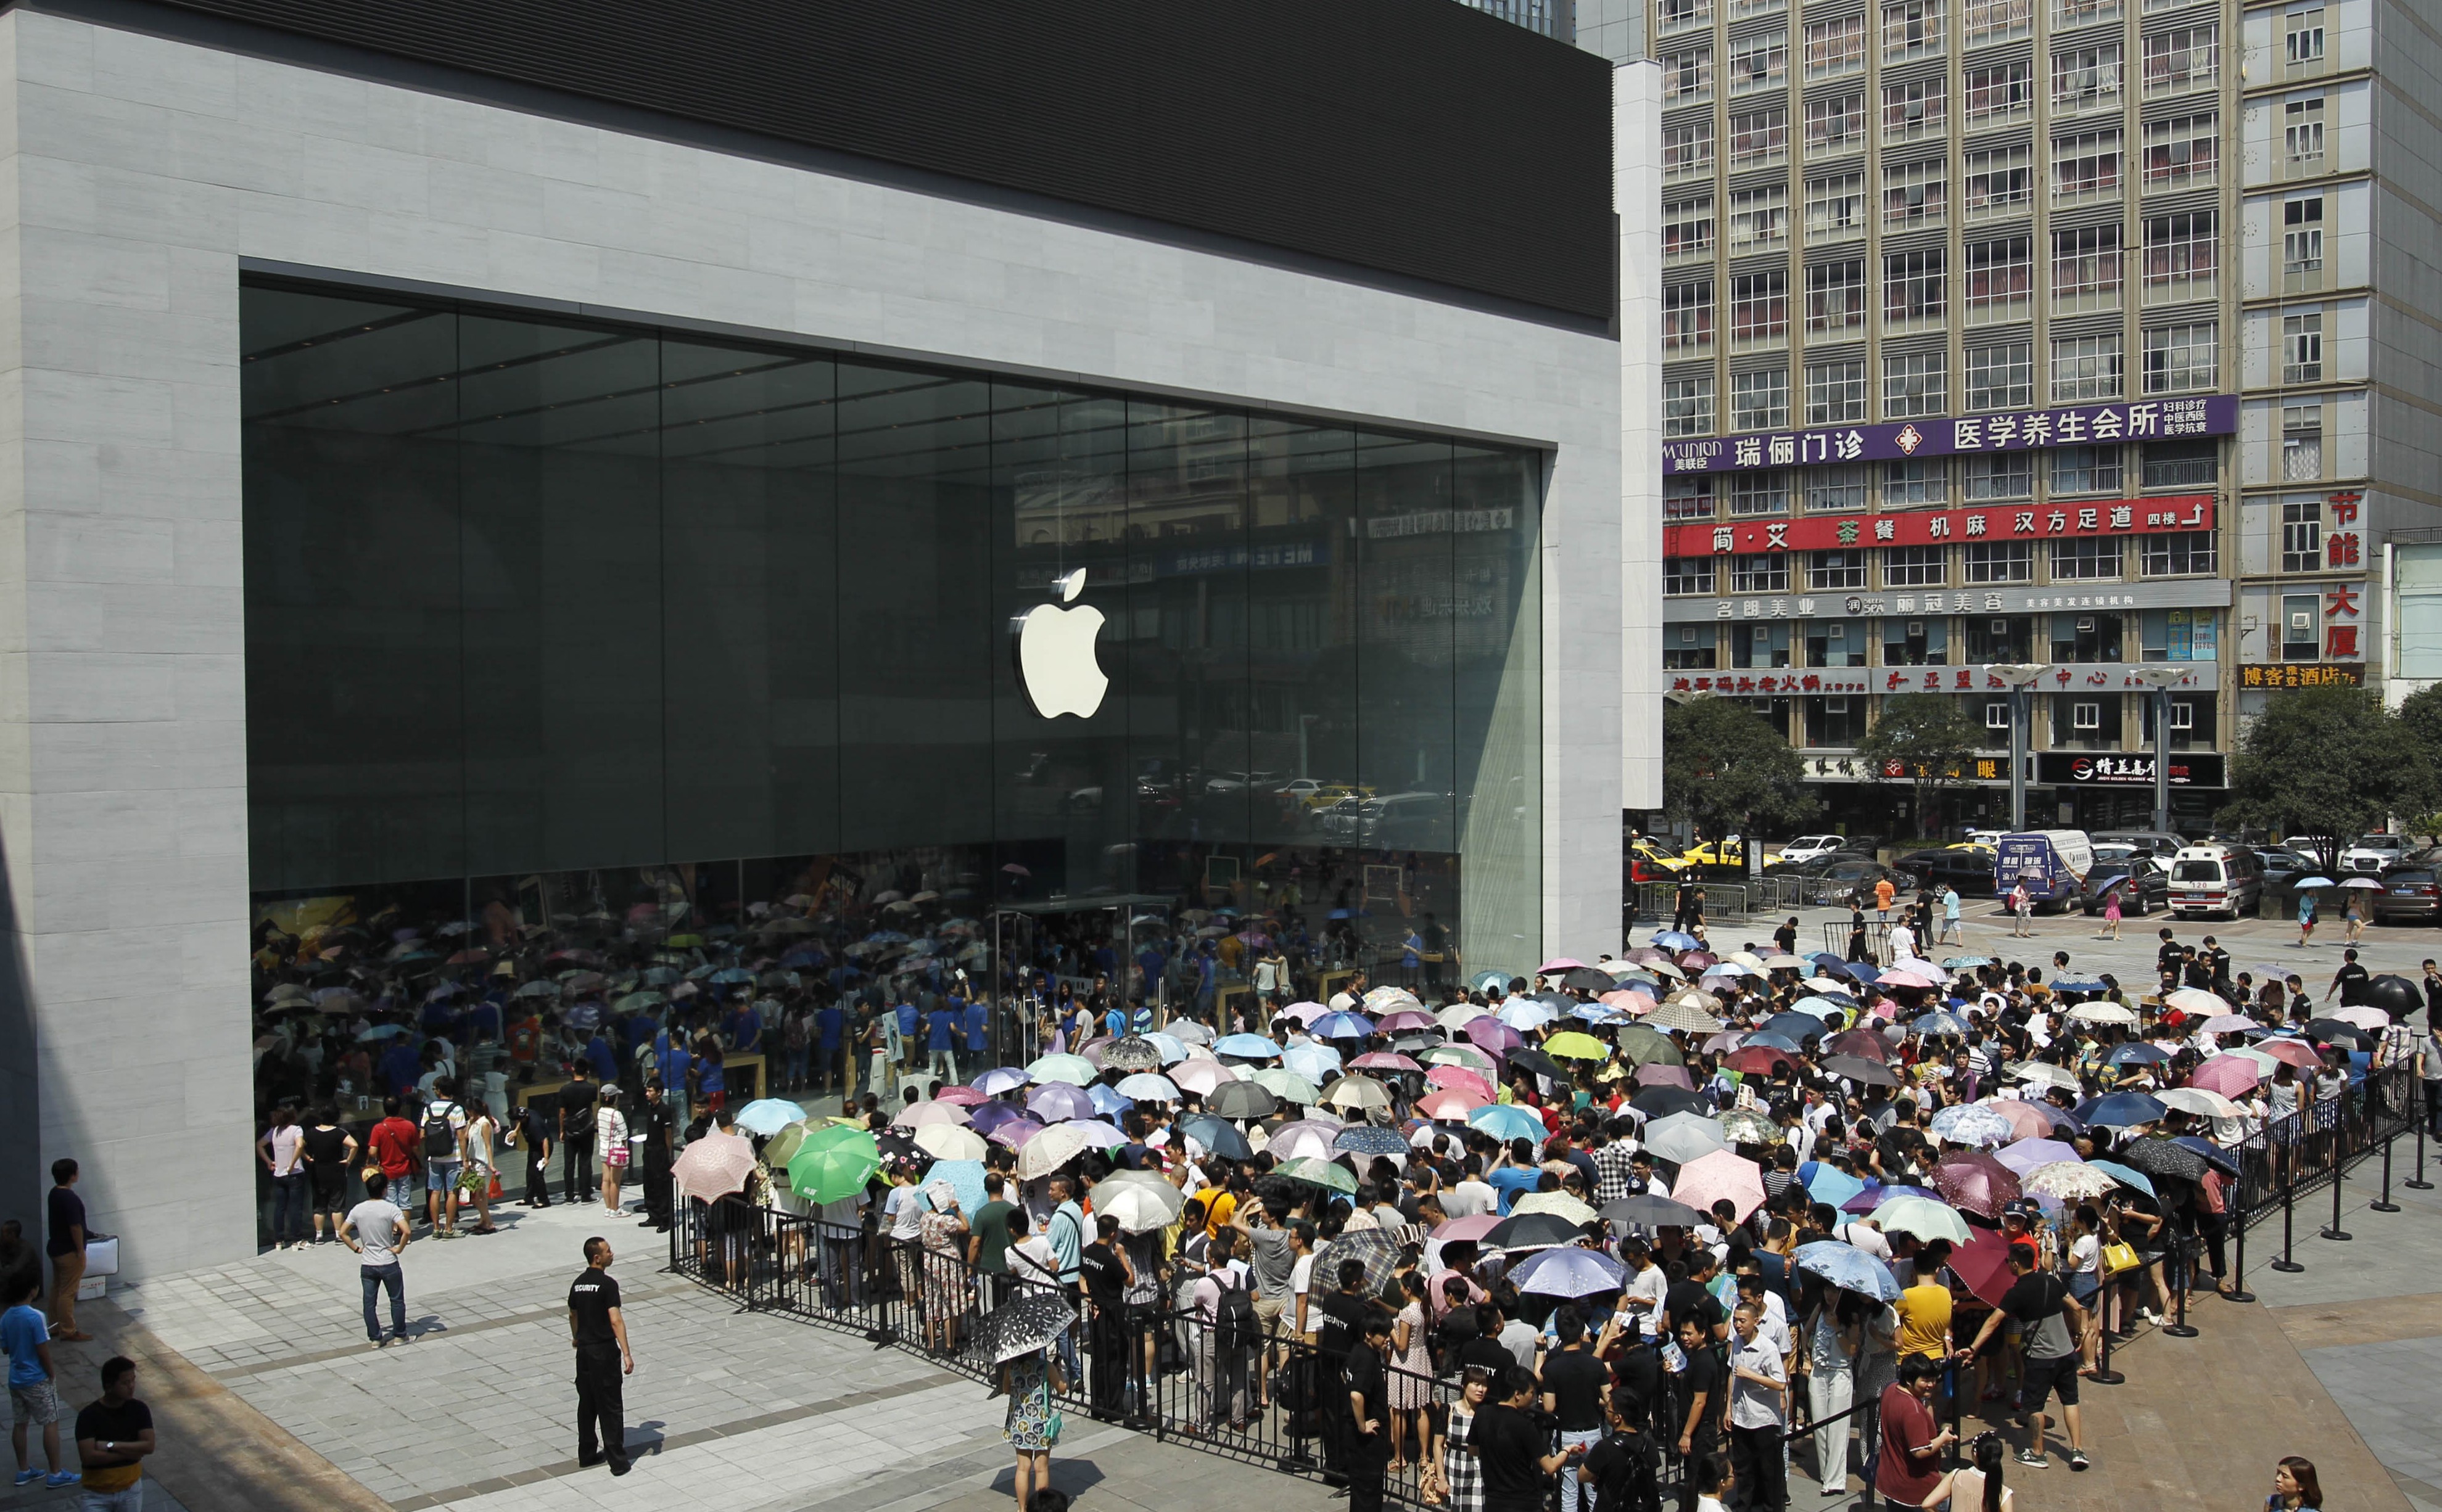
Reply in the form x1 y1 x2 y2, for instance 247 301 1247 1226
1957 1246 2090 1471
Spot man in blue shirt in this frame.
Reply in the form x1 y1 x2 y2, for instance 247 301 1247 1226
723 999 763 1056
925 998 959 1088
1486 1137 1544 1214
1103 996 1128 1042
814 999 844 1094
584 1029 619 1086
651 1028 691 1128
962 993 990 1071
1044 1174 1087 1378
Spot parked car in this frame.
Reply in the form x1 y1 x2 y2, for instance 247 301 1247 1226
2341 833 2414 874
1775 834 1852 866
2092 829 2187 858
1809 857 1918 905
2373 865 2442 924
1630 838 1689 875
1901 849 1999 897
2169 843 2266 919
2081 862 2169 916
1677 837 1747 868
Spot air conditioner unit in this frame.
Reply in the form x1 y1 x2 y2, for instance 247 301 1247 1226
1992 619 2010 634
1908 620 1925 635
2077 616 2097 632
2289 610 2314 631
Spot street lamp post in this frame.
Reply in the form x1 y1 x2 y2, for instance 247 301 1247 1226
1990 664 2048 831
2127 665 2192 837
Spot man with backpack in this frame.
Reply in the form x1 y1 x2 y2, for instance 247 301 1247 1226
1195 1228 1256 1431
420 1079 469 1238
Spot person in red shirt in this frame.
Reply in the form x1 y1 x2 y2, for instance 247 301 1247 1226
365 1097 424 1223
1876 1356 1955 1505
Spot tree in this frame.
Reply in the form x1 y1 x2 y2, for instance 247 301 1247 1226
1854 692 1987 840
2218 684 2438 869
1662 695 1820 847
2395 683 2442 840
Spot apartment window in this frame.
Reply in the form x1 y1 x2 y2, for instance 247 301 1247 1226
1663 47 1713 102
2142 322 2216 393
1659 0 1714 30
1730 107 1788 165
1805 91 1867 152
2142 113 2217 190
2050 225 2122 312
1884 158 1947 226
2286 7 2325 65
2285 96 2325 166
1964 0 2032 43
2063 697 2110 740
1730 553 1792 592
1807 360 1869 424
1805 173 1868 240
2048 334 2124 401
1730 369 1791 431
1809 466 1871 512
1884 351 1947 417
1966 540 2036 583
1809 620 1870 668
2050 444 2122 494
2054 0 2122 25
2279 499 2322 572
2282 591 2319 659
2051 536 2123 580
1810 549 1870 589
1730 185 1789 249
1664 117 1715 175
1665 374 1715 437
2282 405 2323 481
1730 270 1789 344
1966 452 2036 499
2142 438 2217 487
2283 312 2324 384
1884 543 1947 584
2143 24 2217 94
1885 617 1950 665
2053 131 2123 202
1964 60 2032 123
1665 556 1717 595
1665 475 1717 520
1664 195 1715 258
1965 340 2033 411
1665 625 1718 669
2143 532 2217 577
1963 148 2032 219
1730 29 1789 92
2283 197 2325 279
1804 14 1867 75
2053 43 2122 111
1806 258 1868 333
1884 251 1946 327
1883 75 1947 136
1965 236 2032 321
1807 697 1868 746
1968 615 2037 659
1728 472 1790 516
1664 280 1714 352
1882 0 1944 55
1734 625 1794 670
2143 210 2216 297
1884 458 1946 506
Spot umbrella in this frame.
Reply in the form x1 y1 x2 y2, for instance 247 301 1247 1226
1760 1011 1828 1042
1482 1210 1588 1251
1465 1018 1525 1054
914 1123 990 1161
1644 1110 1730 1164
1509 1047 1571 1082
1417 1088 1492 1119
2163 988 2230 1015
1600 1193 1707 1228
1793 1240 1900 1301
1824 1030 1892 1062
1169 1059 1235 1096
1103 1037 1165 1073
2171 1135 2244 1177
1115 1072 1183 1103
1277 1156 1360 1194
1941 956 1994 971
1028 1053 1099 1087
1994 1137 2081 1176
2066 1003 2139 1025
1468 1102 1549 1144
1870 1194 1972 1243
1017 1122 1103 1179
1560 967 1617 993
2156 1087 2239 1119
1336 1125 1412 1159
2340 876 2385 889
2198 1014 2258 1036
2082 1091 2169 1128
2007 1061 2082 1091
1544 1031 1610 1061
1908 1011 1968 1038
1651 932 1701 950
2087 1159 2158 1197
1636 1064 1697 1091
783 1126 880 1205
1799 1164 1867 1210
1501 1001 1558 1031
1976 1099 2058 1142
1928 1104 2016 1148
1510 1246 1628 1297
1252 1068 1324 1104
2257 1038 2325 1071
1266 1120 1342 1163
1322 1075 1393 1113
2021 1160 2116 1201
1314 1226 1405 1294
926 1159 989 1217
972 1289 1078 1365
894 1101 973 1130
1429 1064 1499 1098
1630 1084 1710 1119
673 1129 759 1201
2293 876 2337 889
1512 1191 1601 1224
1718 1108 1780 1146
762 1122 815 1167
2104 1043 2172 1068
1283 1042 1343 1084
933 1085 989 1107
1177 1112 1253 1160
1215 1033 1284 1059
2116 1135 2211 1183
970 1102 1037 1138
986 1116 1046 1149
1313 1012 1377 1039
972 1066 1031 1095
1947 1228 2017 1308
1648 1000 1723 1033
1931 1150 2022 1219
2305 1019 2375 1051
1091 1172 1188 1232
1672 1148 1767 1222
1434 1213 1506 1244
1350 1051 1422 1074
2329 1005 2393 1033
1821 1054 1900 1088
1207 1080 1281 1120
1377 1009 1437 1033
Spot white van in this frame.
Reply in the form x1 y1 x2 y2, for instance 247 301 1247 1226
2169 844 2264 919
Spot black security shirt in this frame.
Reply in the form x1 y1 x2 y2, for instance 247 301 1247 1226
568 1268 622 1349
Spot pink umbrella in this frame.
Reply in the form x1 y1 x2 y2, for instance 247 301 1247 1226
2198 1014 2256 1035
1538 958 1588 974
892 1101 971 1129
670 1129 757 1201
2259 1039 2324 1070
1681 951 1717 971
931 1085 988 1107
1994 1136 2081 1176
1978 1100 2055 1142
1433 1213 1506 1243
1277 1000 1329 1025
1427 1064 1498 1098
2190 1056 2264 1096
1671 1149 1768 1223
1601 989 1657 1014
1465 1018 1523 1053
1878 966 1941 988
1626 948 1670 966
987 1116 1046 1148
1635 1064 1695 1090
1169 1058 1234 1096
1377 1009 1436 1033
1352 1051 1424 1073
1026 1084 1097 1122
1417 1088 1492 1119
2330 1005 2391 1032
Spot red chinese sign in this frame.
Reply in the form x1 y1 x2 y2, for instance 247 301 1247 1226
1662 494 2216 558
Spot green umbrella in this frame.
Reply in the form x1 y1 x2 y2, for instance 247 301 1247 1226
1616 1024 1684 1067
786 1125 881 1205
763 1120 815 1167
1543 1031 1611 1060
1275 1156 1359 1194
1252 1067 1322 1104
613 990 665 1014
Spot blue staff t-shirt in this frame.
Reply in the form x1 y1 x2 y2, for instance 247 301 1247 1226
1 1304 49 1388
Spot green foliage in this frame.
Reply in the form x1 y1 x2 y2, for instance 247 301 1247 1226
1662 696 1820 842
1855 692 1987 839
2219 685 2438 867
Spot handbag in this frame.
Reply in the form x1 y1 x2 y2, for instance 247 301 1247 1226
1044 1409 1063 1446
83 1236 119 1278
2099 1241 2140 1276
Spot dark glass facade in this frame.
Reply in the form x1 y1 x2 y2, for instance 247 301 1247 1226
242 280 1544 984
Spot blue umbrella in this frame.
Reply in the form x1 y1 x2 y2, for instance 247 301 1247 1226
353 1022 411 1042
971 1066 1030 1094
2088 1159 2157 1196
733 1098 808 1136
1313 1012 1377 1039
1790 996 1850 1019
1470 969 1511 993
1797 1162 1868 1210
1335 1125 1412 1158
1652 931 1702 950
710 967 754 984
2081 1091 2170 1128
925 1158 989 1217
2051 978 2108 993
1115 1072 1182 1102
2171 1135 2243 1177
1214 1033 1284 1059
1087 1083 1134 1118
1510 1246 1629 1298
1283 1042 1343 1084
1794 1239 1901 1301
2104 1043 2171 1067
1468 1103 1549 1144
2294 876 2337 889
1745 1030 1805 1053
1760 1011 1825 1042
1178 1113 1252 1159
1941 956 1994 971
1908 1011 1969 1037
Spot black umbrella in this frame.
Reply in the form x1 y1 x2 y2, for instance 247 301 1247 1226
969 1288 1078 1364
1178 1112 1253 1159
1821 1054 1900 1088
1334 1125 1410 1159
2115 1135 2210 1183
1509 1047 1569 1082
1103 1035 1164 1073
1561 967 1614 993
1483 1210 1591 1250
1599 1194 1707 1228
2304 1019 2375 1051
1759 1011 1826 1043
1630 1084 1711 1118
1207 1080 1281 1120
1313 1227 1403 1294
2365 974 2422 1022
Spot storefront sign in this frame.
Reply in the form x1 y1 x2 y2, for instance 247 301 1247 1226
1660 577 2231 623
2035 751 2227 787
1669 662 2215 697
1156 538 1330 576
1664 495 2214 558
1662 395 2237 475
2239 663 2364 688
1365 507 1514 538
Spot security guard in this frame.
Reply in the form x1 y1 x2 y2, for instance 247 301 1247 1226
638 1080 676 1232
567 1237 635 1475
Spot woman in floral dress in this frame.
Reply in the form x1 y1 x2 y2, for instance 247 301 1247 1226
918 1181 971 1355
1002 1345 1066 1506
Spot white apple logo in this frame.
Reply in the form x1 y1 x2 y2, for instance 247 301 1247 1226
1014 567 1109 719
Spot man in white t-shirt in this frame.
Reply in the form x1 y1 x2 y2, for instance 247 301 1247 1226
419 1083 469 1238
1443 1170 1497 1219
338 1172 412 1346
1326 972 1366 1015
1834 1215 1892 1260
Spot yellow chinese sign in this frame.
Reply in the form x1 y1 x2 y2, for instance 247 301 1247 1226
2239 664 2364 689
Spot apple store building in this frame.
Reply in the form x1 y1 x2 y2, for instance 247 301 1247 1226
0 0 1649 1272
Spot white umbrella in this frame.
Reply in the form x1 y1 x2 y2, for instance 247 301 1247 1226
1017 1121 1105 1180
2156 1087 2240 1119
2066 1002 2137 1024
2007 1061 2081 1090
913 1124 989 1161
2340 877 2385 889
